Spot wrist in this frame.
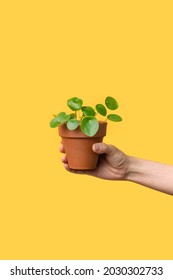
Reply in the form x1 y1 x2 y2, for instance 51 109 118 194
125 156 142 181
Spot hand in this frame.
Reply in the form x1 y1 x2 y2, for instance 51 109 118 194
59 142 129 180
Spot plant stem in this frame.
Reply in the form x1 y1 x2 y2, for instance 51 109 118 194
77 110 81 120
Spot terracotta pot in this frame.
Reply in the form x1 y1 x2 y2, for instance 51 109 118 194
58 121 107 170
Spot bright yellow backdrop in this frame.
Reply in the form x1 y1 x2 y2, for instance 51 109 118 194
0 0 173 259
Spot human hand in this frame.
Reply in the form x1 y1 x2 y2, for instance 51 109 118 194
59 142 129 180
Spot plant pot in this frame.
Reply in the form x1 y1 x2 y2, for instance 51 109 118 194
58 121 107 170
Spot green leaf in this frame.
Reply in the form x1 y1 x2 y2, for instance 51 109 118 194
66 119 79 130
56 112 70 123
105 96 119 110
82 106 95 116
81 117 99 137
49 117 61 128
95 104 107 116
50 112 70 128
67 97 83 111
107 114 122 122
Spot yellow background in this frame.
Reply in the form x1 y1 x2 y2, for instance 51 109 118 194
0 0 173 259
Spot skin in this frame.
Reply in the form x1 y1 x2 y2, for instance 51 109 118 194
60 143 173 195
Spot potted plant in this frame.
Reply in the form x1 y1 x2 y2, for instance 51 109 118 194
50 96 122 170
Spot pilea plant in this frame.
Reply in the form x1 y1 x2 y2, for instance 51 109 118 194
50 96 122 137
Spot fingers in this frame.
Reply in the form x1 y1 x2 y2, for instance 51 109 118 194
60 142 116 176
60 151 70 171
61 154 85 174
92 143 117 156
61 154 71 172
63 162 87 175
60 145 78 173
63 163 72 172
60 142 117 157
59 144 65 153
61 154 68 163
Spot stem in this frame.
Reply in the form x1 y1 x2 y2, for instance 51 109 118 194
80 113 84 121
78 110 81 119
104 114 108 122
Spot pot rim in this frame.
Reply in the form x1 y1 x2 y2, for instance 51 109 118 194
58 121 107 138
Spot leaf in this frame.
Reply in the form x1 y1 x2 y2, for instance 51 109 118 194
82 106 95 116
107 114 122 122
66 119 79 130
67 97 83 111
56 112 70 123
49 117 61 128
105 96 119 110
95 104 107 116
50 112 70 128
81 117 99 137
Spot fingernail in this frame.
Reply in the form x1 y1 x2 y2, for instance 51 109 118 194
93 143 100 152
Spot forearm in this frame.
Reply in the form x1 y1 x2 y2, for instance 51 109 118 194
126 156 173 195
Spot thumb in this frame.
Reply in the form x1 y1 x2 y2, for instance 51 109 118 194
92 143 117 156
